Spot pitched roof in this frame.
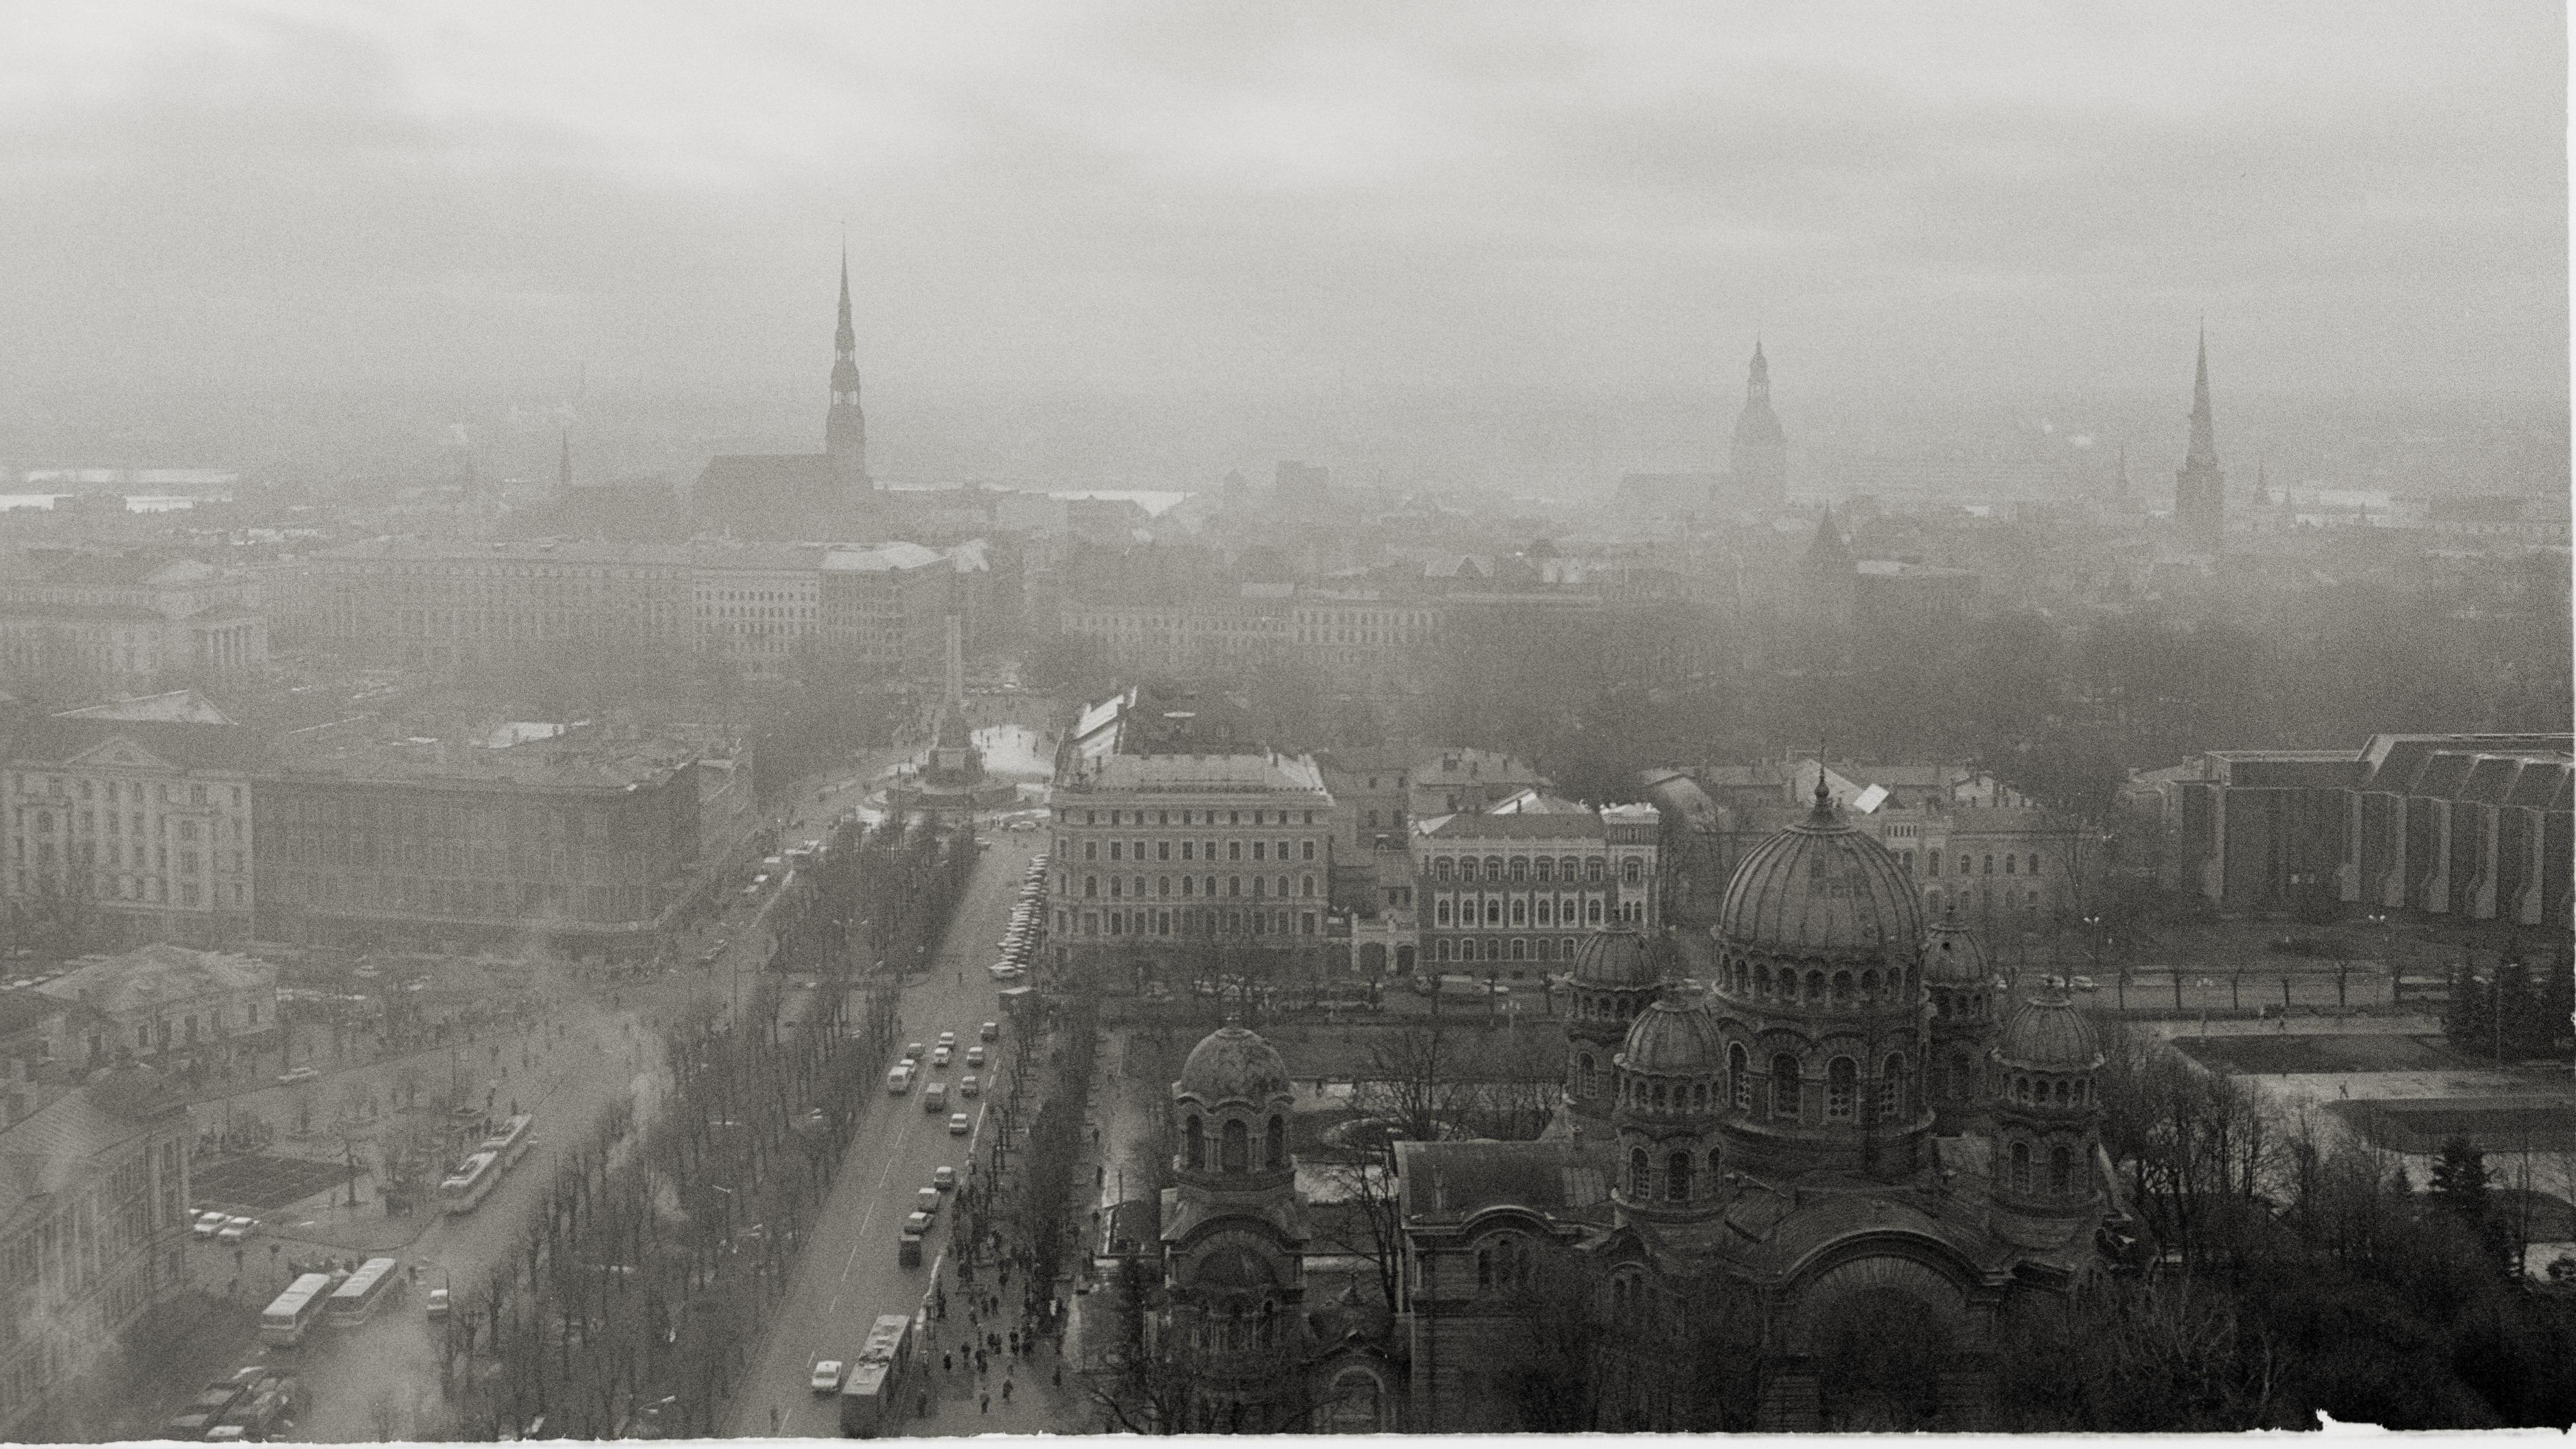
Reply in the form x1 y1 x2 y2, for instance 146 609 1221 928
34 946 275 1016
10 715 266 774
1416 811 1606 842
1395 1139 1615 1228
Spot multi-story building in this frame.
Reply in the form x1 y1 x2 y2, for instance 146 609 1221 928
3 692 262 949
2127 733 2573 935
1047 688 1337 987
0 554 267 689
0 1065 193 1439
1411 796 1660 979
1643 757 2087 941
1288 592 1444 678
31 944 277 1073
251 721 703 961
693 544 826 670
819 542 952 681
279 538 694 667
1407 748 1549 822
1054 590 1293 677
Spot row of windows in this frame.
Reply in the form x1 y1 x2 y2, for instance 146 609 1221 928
1719 961 1922 1005
1078 837 1317 863
1429 921 1640 961
1064 807 1318 827
1435 896 1604 927
1075 873 1316 900
2005 1139 2083 1198
1069 906 1315 938
1428 855 1616 883
1179 1113 1287 1172
16 779 235 808
1574 1046 1911 1123
1909 850 2043 877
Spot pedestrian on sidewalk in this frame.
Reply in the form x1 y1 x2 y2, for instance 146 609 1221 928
943 1352 952 1374
978 1392 989 1415
769 1407 780 1432
1002 1378 1013 1403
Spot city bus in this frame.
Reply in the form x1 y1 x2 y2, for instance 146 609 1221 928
837 1313 913 1438
438 1150 500 1214
259 1273 336 1347
327 1256 405 1327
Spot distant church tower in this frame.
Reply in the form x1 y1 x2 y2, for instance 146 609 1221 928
2173 330 2225 553
1726 341 1789 508
826 247 871 496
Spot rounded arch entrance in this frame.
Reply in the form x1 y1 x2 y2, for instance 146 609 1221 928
1782 1250 1971 1431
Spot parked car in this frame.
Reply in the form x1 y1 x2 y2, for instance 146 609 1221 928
932 1165 957 1191
192 1210 229 1239
2071 975 2098 992
275 1066 320 1085
217 1216 258 1244
916 1187 941 1218
902 1042 924 1062
987 963 1024 982
810 1359 845 1394
425 1287 451 1320
979 1020 999 1042
948 1113 971 1135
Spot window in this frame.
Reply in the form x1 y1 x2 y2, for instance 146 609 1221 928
1577 1052 1596 1099
1185 1116 1204 1169
1665 1150 1691 1202
1221 1118 1248 1173
2049 1144 2073 1198
1586 858 1604 883
1729 1044 1750 1109
1265 1116 1285 1170
1983 854 1994 874
2028 853 2041 874
1628 1148 1650 1198
1827 1057 1857 1120
2009 1142 2032 1194
1771 1055 1801 1118
1878 1053 1904 1118
1436 900 1451 925
1621 858 1641 885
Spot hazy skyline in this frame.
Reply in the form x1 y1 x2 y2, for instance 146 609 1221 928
3 1 2565 418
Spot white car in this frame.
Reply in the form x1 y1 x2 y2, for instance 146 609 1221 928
959 1074 979 1098
426 1287 451 1320
217 1216 257 1244
192 1211 229 1239
987 963 1024 982
948 1113 970 1136
930 1045 951 1068
275 1066 320 1085
811 1359 845 1394
937 1031 957 1048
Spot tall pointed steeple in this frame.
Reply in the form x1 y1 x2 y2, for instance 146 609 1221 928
1726 339 1788 509
2173 328 2226 553
825 244 870 494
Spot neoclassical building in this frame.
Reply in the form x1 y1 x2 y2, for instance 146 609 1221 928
1140 774 2121 1433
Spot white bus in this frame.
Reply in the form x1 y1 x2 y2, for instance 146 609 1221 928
327 1256 405 1327
259 1273 336 1347
439 1150 500 1215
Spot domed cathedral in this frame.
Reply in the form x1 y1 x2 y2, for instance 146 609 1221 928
1551 922 1669 1138
1155 1020 1317 1433
1388 774 2119 1433
1922 906 1999 1135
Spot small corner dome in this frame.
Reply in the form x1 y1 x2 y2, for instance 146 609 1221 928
1571 923 1658 989
1621 999 1723 1075
1177 1022 1291 1105
1997 994 2101 1072
1923 914 1991 985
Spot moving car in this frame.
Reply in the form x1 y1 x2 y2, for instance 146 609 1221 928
218 1216 258 1244
930 1045 951 1068
979 1021 999 1042
811 1359 846 1394
958 1074 978 1098
932 1165 956 1191
965 1046 985 1068
902 1042 924 1062
193 1210 230 1239
885 1064 914 1094
903 1209 932 1236
948 1112 971 1135
923 1082 948 1113
275 1066 320 1085
937 1031 957 1048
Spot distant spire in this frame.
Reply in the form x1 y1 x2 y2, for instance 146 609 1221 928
2175 328 2226 552
1810 753 1834 818
2186 327 2217 468
826 244 868 489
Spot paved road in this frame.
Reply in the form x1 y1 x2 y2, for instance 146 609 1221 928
727 828 1044 1439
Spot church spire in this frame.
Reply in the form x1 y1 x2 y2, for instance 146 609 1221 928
1725 338 1788 509
2186 327 2218 469
2173 327 2226 552
826 244 869 493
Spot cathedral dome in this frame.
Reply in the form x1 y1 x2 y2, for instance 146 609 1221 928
1923 911 1990 985
1717 777 1922 959
1177 1022 1291 1105
1569 923 1659 989
1621 998 1723 1075
1997 992 2101 1072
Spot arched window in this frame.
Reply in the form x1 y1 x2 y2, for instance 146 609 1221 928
1691 1081 1708 1111
1508 857 1528 882
1832 971 1854 1004
1265 1115 1285 1169
2015 1075 2032 1105
1587 899 1603 924
1805 970 1826 1002
1436 938 1452 961
1826 1057 1858 1120
1436 857 1454 881
2028 853 2041 875
1221 1118 1249 1173
2009 1141 2032 1194
1878 1053 1904 1118
1949 1050 1971 1101
1577 1052 1596 1099
1771 1055 1801 1119
1435 899 1451 926
1729 1044 1750 1109
1651 1081 1667 1111
1665 1151 1691 1202
1628 1148 1650 1199
1862 968 1881 999
1622 858 1641 885
1185 1115 1204 1169
2049 1144 2074 1198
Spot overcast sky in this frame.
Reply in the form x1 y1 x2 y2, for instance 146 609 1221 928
1 1 2564 409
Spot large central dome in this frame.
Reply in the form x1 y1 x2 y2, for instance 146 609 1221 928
1717 781 1922 960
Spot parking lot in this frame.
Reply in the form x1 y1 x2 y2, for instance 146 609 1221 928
190 1153 352 1215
